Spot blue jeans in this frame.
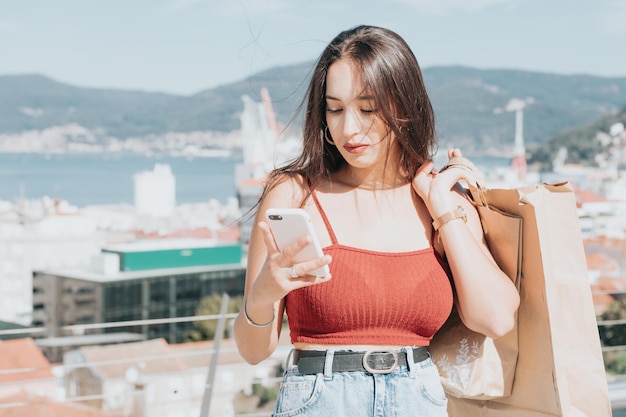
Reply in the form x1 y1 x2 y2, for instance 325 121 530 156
272 347 448 417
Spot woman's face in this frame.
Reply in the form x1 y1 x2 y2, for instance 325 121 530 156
325 58 394 170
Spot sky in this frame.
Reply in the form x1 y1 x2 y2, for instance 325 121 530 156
1 0 625 96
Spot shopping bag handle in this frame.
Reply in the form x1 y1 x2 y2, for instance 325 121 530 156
438 156 488 207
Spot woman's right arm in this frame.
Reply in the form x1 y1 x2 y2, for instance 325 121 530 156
233 177 331 364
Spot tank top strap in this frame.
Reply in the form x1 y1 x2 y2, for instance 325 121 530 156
311 192 339 245
410 186 436 247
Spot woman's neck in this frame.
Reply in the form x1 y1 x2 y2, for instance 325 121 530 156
334 165 408 191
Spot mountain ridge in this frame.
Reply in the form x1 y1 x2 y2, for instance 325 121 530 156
1 64 625 153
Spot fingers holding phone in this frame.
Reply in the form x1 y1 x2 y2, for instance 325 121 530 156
264 208 332 283
287 252 332 284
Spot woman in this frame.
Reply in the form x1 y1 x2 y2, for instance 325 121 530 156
234 25 519 416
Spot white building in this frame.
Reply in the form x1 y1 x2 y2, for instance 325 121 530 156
134 164 176 218
0 199 105 325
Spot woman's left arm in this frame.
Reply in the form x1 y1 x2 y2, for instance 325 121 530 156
413 153 520 339
437 191 519 338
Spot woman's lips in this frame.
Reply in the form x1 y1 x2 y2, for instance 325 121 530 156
343 143 368 154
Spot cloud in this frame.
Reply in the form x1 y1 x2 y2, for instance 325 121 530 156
603 0 626 36
387 0 514 16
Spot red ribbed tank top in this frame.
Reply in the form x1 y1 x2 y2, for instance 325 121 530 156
285 193 454 346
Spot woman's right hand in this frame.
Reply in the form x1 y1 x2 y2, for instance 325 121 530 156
234 176 330 364
246 220 332 308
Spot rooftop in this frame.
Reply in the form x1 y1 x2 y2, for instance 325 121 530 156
0 393 122 417
102 237 238 252
33 262 245 284
71 338 185 380
66 337 270 380
35 332 146 348
0 339 53 384
574 186 610 207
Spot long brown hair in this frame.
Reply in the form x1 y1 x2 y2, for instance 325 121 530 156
261 25 436 206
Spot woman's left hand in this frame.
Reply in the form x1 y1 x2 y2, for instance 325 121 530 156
411 148 472 219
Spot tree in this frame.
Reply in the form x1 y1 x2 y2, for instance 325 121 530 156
186 293 243 341
598 295 626 375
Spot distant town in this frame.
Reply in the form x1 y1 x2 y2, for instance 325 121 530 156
0 122 245 157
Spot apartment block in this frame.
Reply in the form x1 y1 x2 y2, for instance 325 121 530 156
32 238 246 361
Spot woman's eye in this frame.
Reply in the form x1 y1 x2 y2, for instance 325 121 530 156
326 108 342 114
361 109 375 114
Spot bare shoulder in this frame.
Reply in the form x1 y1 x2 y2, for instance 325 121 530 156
260 173 308 210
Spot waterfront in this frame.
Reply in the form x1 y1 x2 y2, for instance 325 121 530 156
0 152 242 207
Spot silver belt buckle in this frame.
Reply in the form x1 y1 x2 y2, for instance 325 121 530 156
362 349 398 374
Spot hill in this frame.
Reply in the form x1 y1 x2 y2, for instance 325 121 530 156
1 65 625 153
528 103 626 169
422 66 626 152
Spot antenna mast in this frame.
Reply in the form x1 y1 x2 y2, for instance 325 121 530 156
503 98 533 182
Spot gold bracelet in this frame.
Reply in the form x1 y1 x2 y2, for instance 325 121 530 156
432 206 467 231
243 299 275 328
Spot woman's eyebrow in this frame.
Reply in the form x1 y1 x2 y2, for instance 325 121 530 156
325 94 374 101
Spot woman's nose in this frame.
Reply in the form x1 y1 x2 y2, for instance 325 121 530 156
342 110 360 137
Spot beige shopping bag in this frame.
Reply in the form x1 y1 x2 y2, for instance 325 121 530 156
444 177 611 416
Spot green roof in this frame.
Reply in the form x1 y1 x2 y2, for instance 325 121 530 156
102 238 242 272
0 320 30 340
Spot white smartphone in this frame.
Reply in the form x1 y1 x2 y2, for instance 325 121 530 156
264 208 330 278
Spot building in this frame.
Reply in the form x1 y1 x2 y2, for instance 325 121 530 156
0 320 30 341
133 163 176 218
63 337 289 417
0 338 57 402
0 393 122 417
235 174 264 253
0 198 105 326
32 238 246 361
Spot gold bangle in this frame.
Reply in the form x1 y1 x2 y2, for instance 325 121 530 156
243 299 275 328
432 206 467 231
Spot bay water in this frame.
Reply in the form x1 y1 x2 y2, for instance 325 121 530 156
0 153 241 207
